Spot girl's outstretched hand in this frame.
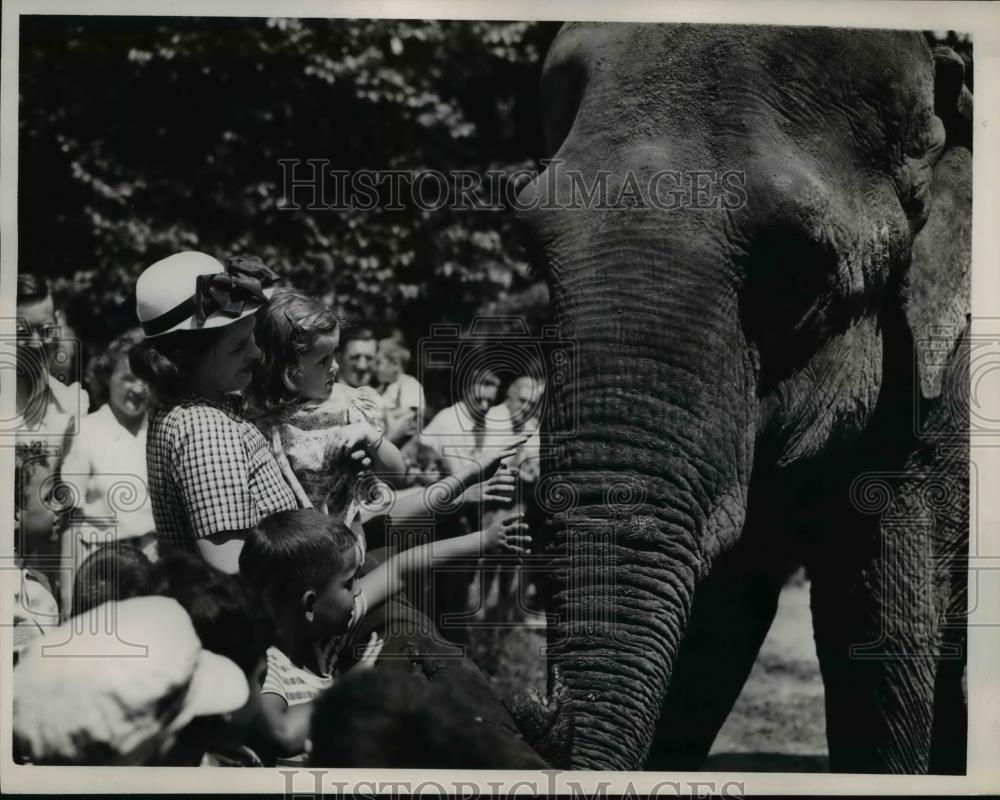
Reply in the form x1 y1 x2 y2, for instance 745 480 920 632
484 513 531 555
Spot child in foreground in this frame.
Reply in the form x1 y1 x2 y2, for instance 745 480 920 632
238 507 530 765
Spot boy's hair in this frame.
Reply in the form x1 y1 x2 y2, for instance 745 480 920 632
309 669 541 768
250 290 341 410
71 543 154 617
150 551 273 677
85 327 145 409
239 509 357 616
377 338 411 371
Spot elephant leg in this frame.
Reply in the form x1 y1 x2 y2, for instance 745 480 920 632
929 556 967 775
928 622 966 774
809 516 941 773
645 539 788 770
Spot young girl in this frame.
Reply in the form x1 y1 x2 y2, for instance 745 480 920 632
249 291 522 555
248 290 405 530
129 251 298 573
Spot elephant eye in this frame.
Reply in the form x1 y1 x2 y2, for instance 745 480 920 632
738 224 841 389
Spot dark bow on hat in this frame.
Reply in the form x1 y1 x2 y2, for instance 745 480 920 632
142 255 279 337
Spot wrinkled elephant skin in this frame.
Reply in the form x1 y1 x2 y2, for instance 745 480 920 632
515 24 970 773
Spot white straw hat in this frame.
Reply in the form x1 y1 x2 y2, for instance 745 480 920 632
13 595 249 765
135 251 278 338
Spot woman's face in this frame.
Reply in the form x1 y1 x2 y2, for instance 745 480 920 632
192 315 262 398
108 354 149 422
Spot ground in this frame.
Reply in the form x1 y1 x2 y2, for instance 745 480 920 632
466 575 829 772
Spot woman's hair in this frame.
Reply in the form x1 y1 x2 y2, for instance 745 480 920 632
239 509 356 621
129 327 228 408
250 290 341 410
85 328 145 409
149 552 273 677
71 543 154 617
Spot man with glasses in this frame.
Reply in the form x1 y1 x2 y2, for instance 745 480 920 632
14 274 90 610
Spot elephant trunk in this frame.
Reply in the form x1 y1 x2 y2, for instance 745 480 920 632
528 217 759 770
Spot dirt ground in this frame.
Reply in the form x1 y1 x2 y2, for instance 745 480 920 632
467 575 829 772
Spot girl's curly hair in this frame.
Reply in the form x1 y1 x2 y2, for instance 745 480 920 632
249 289 342 411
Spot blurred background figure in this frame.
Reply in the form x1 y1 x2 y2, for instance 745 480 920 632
421 365 508 475
479 375 546 622
70 542 154 618
336 327 377 390
376 336 425 442
14 274 90 607
59 328 156 614
420 365 517 637
12 568 59 665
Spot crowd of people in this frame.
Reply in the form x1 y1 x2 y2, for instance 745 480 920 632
11 251 546 766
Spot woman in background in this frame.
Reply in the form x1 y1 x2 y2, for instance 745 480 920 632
59 328 157 614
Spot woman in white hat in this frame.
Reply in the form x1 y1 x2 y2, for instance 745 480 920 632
129 252 299 573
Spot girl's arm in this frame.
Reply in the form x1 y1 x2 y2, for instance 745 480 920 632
325 422 406 488
356 438 525 523
357 513 530 609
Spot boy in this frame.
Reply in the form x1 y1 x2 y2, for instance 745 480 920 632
239 507 529 764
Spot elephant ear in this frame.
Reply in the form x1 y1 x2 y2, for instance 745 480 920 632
904 49 972 401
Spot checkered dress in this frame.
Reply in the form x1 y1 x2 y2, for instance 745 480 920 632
146 395 297 553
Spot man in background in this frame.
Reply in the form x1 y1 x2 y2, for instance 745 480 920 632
336 327 378 389
14 274 90 609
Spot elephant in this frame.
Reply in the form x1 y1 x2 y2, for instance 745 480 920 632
510 23 972 773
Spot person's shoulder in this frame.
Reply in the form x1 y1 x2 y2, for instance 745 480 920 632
422 404 453 434
427 403 459 425
487 403 511 421
350 385 385 410
152 398 246 440
47 375 90 416
70 403 114 445
399 373 423 390
266 645 292 668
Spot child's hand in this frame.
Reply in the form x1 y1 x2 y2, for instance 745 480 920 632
464 437 528 485
325 422 378 464
462 470 517 507
484 513 531 555
356 632 384 669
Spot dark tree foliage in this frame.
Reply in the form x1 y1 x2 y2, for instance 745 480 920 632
19 16 559 365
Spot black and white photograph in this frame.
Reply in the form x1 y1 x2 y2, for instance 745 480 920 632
2 1 998 795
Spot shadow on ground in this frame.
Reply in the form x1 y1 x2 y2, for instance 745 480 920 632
702 752 829 772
